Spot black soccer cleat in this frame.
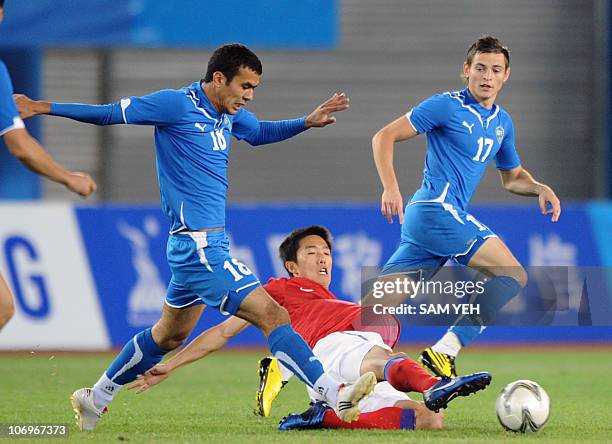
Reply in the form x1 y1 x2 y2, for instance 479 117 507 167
423 372 492 412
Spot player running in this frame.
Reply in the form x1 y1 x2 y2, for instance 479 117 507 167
371 35 561 378
0 0 96 332
15 44 375 430
129 225 492 431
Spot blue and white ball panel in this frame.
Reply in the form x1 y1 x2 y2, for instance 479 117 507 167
165 230 260 315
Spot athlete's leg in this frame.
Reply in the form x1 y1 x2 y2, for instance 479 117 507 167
235 286 290 336
283 387 443 430
444 236 526 350
360 343 490 412
71 301 204 431
151 304 206 350
0 273 15 331
91 303 204 410
467 236 527 285
326 398 444 430
236 286 345 403
360 346 438 393
237 287 376 421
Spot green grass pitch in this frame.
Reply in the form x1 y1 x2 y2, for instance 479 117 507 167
1 346 611 443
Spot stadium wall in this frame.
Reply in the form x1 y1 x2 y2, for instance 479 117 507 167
0 0 337 49
0 202 610 351
0 0 599 203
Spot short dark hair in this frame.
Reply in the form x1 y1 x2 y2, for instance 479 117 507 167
203 43 262 83
279 225 333 276
466 35 510 68
0 1 5 8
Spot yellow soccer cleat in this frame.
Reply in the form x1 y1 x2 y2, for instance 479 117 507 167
255 357 287 417
419 347 458 379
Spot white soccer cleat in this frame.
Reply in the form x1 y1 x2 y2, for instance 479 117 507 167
334 371 377 422
70 388 105 431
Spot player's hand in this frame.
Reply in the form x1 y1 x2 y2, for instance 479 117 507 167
538 186 561 222
13 94 43 119
305 92 350 128
127 364 171 394
65 172 97 198
381 188 404 224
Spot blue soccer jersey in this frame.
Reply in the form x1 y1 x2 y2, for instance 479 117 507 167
0 60 25 136
118 82 261 232
406 87 521 211
50 81 306 231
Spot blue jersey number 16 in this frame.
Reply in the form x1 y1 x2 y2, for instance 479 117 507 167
210 129 227 151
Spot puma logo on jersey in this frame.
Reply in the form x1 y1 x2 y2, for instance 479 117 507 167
462 121 474 134
194 122 207 132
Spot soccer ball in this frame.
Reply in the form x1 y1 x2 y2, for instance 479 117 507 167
495 380 550 433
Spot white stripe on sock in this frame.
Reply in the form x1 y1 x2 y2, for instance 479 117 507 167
112 336 144 381
273 351 313 387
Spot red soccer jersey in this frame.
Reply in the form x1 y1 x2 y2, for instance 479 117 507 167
264 277 400 349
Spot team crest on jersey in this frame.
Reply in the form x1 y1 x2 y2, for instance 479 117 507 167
223 114 232 131
496 126 504 144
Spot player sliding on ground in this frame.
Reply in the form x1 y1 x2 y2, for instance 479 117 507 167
16 44 376 430
129 225 492 431
0 0 96 333
371 35 561 378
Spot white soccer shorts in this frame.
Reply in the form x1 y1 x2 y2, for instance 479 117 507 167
307 331 410 412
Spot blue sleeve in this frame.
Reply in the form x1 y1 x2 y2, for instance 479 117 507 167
0 61 25 136
50 89 188 126
494 117 521 170
232 109 307 146
406 93 456 134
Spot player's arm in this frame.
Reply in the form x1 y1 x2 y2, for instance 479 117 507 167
14 89 186 126
499 166 561 222
235 93 350 146
128 316 251 393
372 115 419 224
3 128 96 197
14 94 125 125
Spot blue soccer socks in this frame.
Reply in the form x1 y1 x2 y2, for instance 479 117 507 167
93 328 168 409
451 275 522 346
267 324 340 403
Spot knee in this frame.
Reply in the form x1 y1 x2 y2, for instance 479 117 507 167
162 335 187 351
246 298 291 336
263 303 290 332
504 266 527 288
361 347 394 380
516 267 528 288
151 325 189 351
